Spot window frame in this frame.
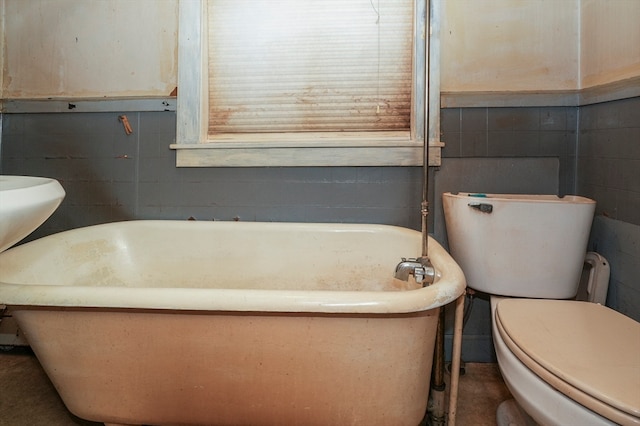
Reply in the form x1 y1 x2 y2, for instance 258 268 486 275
171 0 442 167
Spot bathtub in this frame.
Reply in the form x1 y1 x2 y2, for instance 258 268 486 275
0 220 465 426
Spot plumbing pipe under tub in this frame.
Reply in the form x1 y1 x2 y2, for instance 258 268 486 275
447 294 465 426
429 308 446 425
428 294 465 426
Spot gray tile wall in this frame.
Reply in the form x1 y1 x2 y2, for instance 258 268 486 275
589 216 640 322
440 106 578 196
578 97 640 225
2 99 637 359
1 112 424 242
578 96 640 322
437 101 639 359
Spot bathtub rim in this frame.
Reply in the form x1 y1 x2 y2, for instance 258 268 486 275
0 220 466 315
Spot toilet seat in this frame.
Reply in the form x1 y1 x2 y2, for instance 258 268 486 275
495 299 640 426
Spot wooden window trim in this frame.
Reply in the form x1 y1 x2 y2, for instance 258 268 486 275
171 0 442 167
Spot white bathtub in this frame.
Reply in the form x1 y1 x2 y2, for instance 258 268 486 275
0 220 465 426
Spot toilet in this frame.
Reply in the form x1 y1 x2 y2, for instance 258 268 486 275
442 192 640 426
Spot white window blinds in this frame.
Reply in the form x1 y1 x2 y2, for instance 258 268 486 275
206 0 414 136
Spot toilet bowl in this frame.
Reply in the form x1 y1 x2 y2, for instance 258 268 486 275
493 297 640 425
442 192 640 426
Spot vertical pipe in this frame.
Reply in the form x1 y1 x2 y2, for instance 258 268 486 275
421 193 429 257
424 0 443 423
421 0 430 260
428 307 446 425
447 294 465 426
432 307 445 388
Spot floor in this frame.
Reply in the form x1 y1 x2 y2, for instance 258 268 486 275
0 347 512 426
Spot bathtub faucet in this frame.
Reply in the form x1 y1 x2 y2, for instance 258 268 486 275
394 256 436 286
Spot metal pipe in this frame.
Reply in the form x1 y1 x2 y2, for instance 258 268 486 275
428 306 446 425
432 307 445 388
424 0 444 423
420 0 431 260
447 294 465 426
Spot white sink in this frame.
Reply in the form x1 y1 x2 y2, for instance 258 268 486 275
0 175 65 253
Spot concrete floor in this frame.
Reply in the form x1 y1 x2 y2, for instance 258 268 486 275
0 347 511 425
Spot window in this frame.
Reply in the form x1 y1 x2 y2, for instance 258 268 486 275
172 0 442 167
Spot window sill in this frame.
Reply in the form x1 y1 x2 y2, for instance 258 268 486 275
170 133 443 167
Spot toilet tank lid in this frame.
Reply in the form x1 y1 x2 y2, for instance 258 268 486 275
496 299 640 419
443 192 595 204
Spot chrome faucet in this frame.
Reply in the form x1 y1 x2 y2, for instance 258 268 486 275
394 256 436 286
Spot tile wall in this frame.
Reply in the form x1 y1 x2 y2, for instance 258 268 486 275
578 97 640 226
440 106 578 196
1 98 638 359
578 96 640 321
1 112 424 240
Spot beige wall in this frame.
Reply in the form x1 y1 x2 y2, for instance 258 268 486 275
440 0 640 93
2 0 177 98
580 0 640 88
440 0 580 92
2 0 638 99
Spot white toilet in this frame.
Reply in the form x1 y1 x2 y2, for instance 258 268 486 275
442 192 640 426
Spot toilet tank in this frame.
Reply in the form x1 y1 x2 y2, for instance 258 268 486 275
442 193 596 299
